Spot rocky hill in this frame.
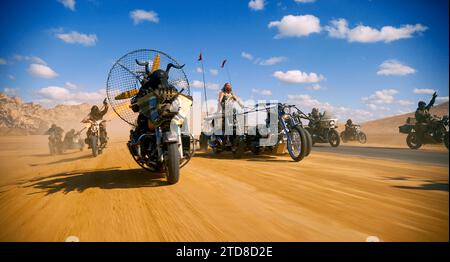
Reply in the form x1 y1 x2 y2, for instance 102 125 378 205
0 93 93 135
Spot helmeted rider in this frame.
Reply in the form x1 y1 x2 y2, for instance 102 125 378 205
345 119 354 136
63 128 76 148
82 98 108 146
415 92 438 138
308 108 322 130
45 124 64 139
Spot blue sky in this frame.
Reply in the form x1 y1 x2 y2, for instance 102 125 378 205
0 0 448 121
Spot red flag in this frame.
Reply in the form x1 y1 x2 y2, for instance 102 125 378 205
221 59 227 68
198 52 202 61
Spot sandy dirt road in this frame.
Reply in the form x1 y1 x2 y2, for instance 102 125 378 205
0 136 448 242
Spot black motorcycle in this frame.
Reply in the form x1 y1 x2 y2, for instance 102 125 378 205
107 50 194 185
399 115 449 150
305 112 340 147
48 131 63 155
340 125 367 144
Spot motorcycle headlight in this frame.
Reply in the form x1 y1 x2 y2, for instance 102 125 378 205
329 120 335 126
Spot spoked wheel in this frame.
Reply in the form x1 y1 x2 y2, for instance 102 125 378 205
328 129 340 147
358 132 367 144
406 132 422 149
286 126 307 162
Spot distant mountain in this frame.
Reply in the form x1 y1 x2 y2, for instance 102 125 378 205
0 92 93 135
362 102 449 134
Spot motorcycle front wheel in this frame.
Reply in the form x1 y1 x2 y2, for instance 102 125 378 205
286 126 307 162
91 135 98 157
166 143 180 185
358 132 367 144
406 132 422 149
328 129 341 147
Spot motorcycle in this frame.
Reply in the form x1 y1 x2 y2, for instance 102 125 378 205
63 129 85 152
340 125 367 144
399 115 449 150
305 111 340 147
48 131 63 155
84 119 108 157
200 103 312 162
246 103 312 161
106 50 194 185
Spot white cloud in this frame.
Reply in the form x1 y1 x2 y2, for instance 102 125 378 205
268 15 321 38
64 82 77 89
273 70 325 84
307 84 322 91
8 75 15 80
258 56 286 66
295 0 316 3
377 60 416 76
191 80 220 90
325 18 427 43
130 9 159 24
58 0 76 11
413 88 435 94
3 87 18 96
56 31 98 46
209 69 219 76
362 89 398 106
241 51 254 60
398 99 413 106
0 58 7 65
37 86 106 106
287 94 374 122
251 88 272 96
28 64 58 79
13 55 47 65
248 0 265 11
196 67 203 73
436 96 449 103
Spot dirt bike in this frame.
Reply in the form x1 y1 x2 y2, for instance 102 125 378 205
305 112 340 147
63 130 85 152
85 119 108 157
340 125 367 144
399 115 449 150
107 50 194 185
48 131 63 155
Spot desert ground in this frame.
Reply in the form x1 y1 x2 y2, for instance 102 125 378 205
0 133 447 242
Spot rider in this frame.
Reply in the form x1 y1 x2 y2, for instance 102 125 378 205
345 119 355 136
45 124 64 139
217 83 242 113
415 92 438 137
63 129 76 148
82 98 109 145
308 108 322 130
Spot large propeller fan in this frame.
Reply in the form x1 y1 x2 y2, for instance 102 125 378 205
106 49 190 126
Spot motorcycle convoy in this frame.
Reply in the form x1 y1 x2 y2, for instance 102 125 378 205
44 49 447 185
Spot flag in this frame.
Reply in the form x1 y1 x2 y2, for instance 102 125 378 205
221 59 227 68
198 52 202 61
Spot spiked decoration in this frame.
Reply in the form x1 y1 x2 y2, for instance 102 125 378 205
151 54 160 72
114 88 139 100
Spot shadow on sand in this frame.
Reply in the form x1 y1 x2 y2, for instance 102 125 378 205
383 176 449 192
23 168 168 195
29 154 93 166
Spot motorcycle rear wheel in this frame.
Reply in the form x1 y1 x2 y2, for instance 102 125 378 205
358 132 367 144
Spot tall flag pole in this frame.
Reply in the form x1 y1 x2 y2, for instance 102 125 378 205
221 59 232 86
198 51 209 116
